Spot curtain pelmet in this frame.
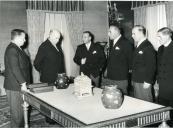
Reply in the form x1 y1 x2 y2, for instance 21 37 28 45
26 0 84 11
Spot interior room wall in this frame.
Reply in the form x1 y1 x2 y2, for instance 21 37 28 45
83 1 109 43
0 1 27 95
0 1 27 67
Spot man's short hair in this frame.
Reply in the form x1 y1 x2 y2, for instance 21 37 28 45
83 31 94 41
109 24 121 33
134 25 146 36
11 29 25 40
157 27 172 37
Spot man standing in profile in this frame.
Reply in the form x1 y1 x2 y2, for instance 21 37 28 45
34 29 65 124
157 27 173 107
131 25 156 102
4 29 32 127
73 31 106 87
34 29 65 84
106 25 133 94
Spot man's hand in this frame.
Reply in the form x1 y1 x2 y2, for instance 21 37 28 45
21 82 27 91
143 82 151 89
81 58 86 65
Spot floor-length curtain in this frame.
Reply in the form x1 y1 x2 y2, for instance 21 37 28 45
133 7 147 27
165 2 173 30
146 4 167 50
44 12 80 77
27 10 45 83
65 12 83 76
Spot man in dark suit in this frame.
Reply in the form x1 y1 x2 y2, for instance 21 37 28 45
34 29 65 84
106 25 133 94
131 25 156 102
34 29 65 124
4 29 32 127
157 27 173 107
73 31 106 87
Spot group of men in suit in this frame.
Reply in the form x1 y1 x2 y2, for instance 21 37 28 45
3 26 173 127
74 25 173 110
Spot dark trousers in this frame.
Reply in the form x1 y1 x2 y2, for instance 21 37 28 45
90 75 100 87
6 89 24 128
132 81 153 102
110 80 128 95
158 97 173 107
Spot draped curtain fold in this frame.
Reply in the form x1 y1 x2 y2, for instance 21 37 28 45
165 2 173 30
65 13 83 76
132 4 167 50
65 13 83 51
43 12 82 77
146 4 167 50
132 1 167 9
27 10 45 83
133 7 146 27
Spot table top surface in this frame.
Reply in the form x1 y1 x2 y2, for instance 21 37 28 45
26 85 164 125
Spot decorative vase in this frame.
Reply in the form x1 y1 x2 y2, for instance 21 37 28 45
101 85 123 109
54 73 69 89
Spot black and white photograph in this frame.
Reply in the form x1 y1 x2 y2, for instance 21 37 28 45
0 0 173 127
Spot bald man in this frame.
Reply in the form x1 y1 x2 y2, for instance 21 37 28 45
34 29 65 84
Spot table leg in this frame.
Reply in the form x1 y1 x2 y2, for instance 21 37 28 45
23 95 29 128
158 112 170 128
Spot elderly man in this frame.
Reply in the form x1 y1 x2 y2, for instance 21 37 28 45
157 27 173 107
34 29 65 124
106 25 133 94
131 25 156 102
34 29 65 84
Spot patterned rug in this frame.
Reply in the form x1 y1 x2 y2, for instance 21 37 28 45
0 95 62 128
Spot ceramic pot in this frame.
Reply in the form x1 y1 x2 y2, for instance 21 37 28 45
101 85 123 109
54 73 69 89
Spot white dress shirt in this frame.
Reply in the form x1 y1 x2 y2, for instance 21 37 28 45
164 39 172 47
85 41 91 50
137 37 147 48
113 35 121 46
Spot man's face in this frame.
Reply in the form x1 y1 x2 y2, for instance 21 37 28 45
82 33 91 44
50 32 60 45
157 32 168 45
108 26 119 40
132 27 141 43
15 33 26 47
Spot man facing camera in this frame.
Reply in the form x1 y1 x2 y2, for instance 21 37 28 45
157 27 173 107
106 25 133 94
73 31 106 87
131 25 156 102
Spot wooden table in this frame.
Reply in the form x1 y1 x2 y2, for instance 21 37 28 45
22 85 172 128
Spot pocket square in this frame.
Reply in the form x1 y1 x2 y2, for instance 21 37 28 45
115 46 120 50
92 50 97 54
138 51 143 54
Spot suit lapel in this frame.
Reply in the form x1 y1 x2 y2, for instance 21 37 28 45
47 40 60 54
89 42 94 53
134 39 148 56
113 36 122 49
